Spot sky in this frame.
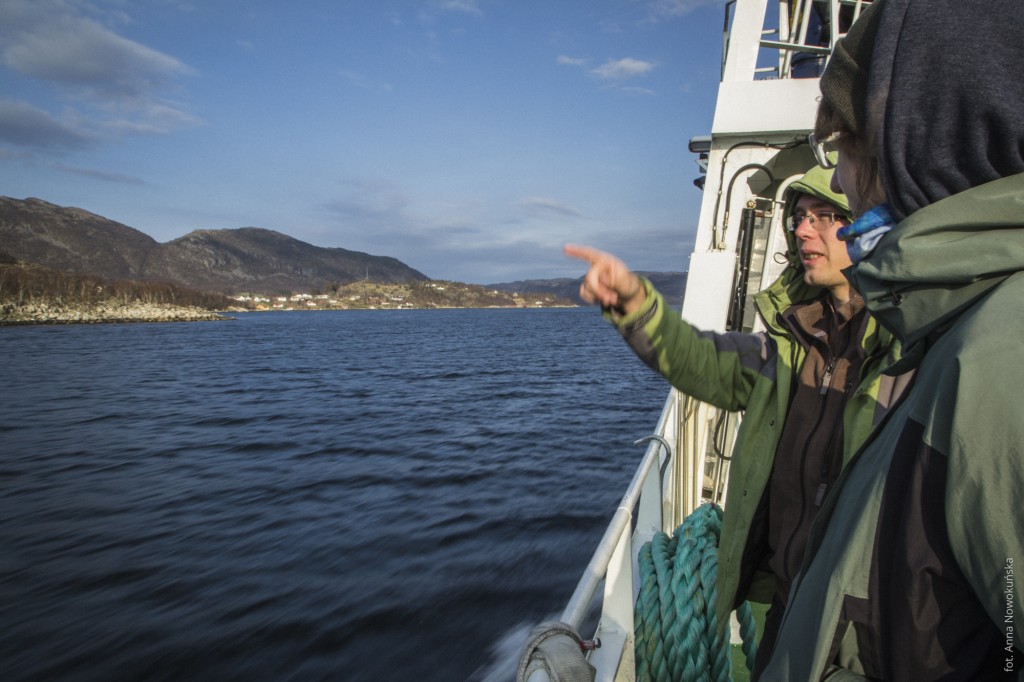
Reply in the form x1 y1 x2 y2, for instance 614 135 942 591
0 0 725 284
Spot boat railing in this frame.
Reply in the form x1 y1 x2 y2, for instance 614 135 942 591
724 0 873 82
553 388 728 680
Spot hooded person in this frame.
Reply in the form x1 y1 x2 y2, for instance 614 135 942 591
761 0 1024 679
565 165 904 678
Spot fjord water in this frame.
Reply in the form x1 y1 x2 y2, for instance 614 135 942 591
0 308 666 681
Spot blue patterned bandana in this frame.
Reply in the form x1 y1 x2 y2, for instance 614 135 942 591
837 203 895 263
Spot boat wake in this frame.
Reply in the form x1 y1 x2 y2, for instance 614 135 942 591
469 617 554 682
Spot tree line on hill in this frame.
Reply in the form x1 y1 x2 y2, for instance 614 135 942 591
0 254 239 311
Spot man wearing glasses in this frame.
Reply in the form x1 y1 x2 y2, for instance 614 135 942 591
566 164 905 678
788 185 858 315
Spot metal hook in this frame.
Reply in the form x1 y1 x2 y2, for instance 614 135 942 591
635 434 674 477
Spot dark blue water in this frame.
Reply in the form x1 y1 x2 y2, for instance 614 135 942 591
0 308 667 681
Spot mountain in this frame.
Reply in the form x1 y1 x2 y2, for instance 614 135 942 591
0 196 685 304
0 197 427 295
0 198 159 279
141 227 425 294
488 271 687 307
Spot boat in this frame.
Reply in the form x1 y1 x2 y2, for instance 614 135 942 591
516 1 874 679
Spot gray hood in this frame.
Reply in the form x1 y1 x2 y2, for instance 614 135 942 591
868 0 1024 220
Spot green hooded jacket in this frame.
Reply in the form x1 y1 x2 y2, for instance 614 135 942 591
762 174 1024 680
607 166 904 633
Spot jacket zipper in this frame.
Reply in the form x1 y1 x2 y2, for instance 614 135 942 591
819 357 837 395
778 297 874 585
782 306 846 575
783 354 836 575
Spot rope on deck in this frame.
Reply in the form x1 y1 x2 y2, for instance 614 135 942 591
634 503 758 681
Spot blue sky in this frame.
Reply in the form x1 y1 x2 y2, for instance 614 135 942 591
0 0 724 284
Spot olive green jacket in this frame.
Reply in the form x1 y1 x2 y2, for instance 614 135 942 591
607 166 903 633
762 174 1024 680
613 268 902 633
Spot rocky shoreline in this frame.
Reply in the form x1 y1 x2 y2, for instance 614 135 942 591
0 301 230 325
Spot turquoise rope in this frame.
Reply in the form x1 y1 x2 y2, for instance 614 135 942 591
634 503 759 682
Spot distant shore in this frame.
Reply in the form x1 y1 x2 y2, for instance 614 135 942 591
0 301 229 325
0 300 585 325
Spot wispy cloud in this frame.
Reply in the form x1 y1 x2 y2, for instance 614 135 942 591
514 197 585 219
338 69 394 93
48 161 145 185
316 179 589 282
322 180 413 230
3 17 191 97
433 0 483 16
0 0 199 146
592 57 656 80
0 99 95 151
556 55 588 67
647 0 719 20
620 85 657 96
412 0 486 63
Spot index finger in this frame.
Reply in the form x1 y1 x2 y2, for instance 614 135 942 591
563 243 605 264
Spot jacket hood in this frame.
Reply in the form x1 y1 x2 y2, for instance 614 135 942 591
755 265 815 330
845 173 1024 347
756 260 896 362
869 0 1024 219
786 165 850 219
780 165 851 266
757 165 850 323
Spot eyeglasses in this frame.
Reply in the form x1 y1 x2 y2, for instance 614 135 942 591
788 210 842 232
808 131 842 169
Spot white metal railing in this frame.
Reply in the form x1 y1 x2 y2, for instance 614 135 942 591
723 0 873 82
555 391 677 680
552 387 734 681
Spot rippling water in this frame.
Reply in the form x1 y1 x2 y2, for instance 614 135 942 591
0 308 667 681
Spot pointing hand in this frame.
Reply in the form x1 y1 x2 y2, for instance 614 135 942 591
564 244 646 314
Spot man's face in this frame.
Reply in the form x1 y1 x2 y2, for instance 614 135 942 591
792 193 852 294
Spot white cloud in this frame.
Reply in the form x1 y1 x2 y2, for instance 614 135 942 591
647 0 719 19
556 55 588 67
592 58 656 80
433 0 483 15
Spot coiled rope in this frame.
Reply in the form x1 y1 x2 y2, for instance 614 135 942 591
634 503 758 681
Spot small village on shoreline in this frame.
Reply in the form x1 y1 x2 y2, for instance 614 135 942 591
232 279 573 312
0 265 576 326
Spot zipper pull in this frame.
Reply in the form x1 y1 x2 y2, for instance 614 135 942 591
815 482 828 506
819 360 835 395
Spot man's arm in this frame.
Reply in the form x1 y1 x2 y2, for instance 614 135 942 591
566 244 773 411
